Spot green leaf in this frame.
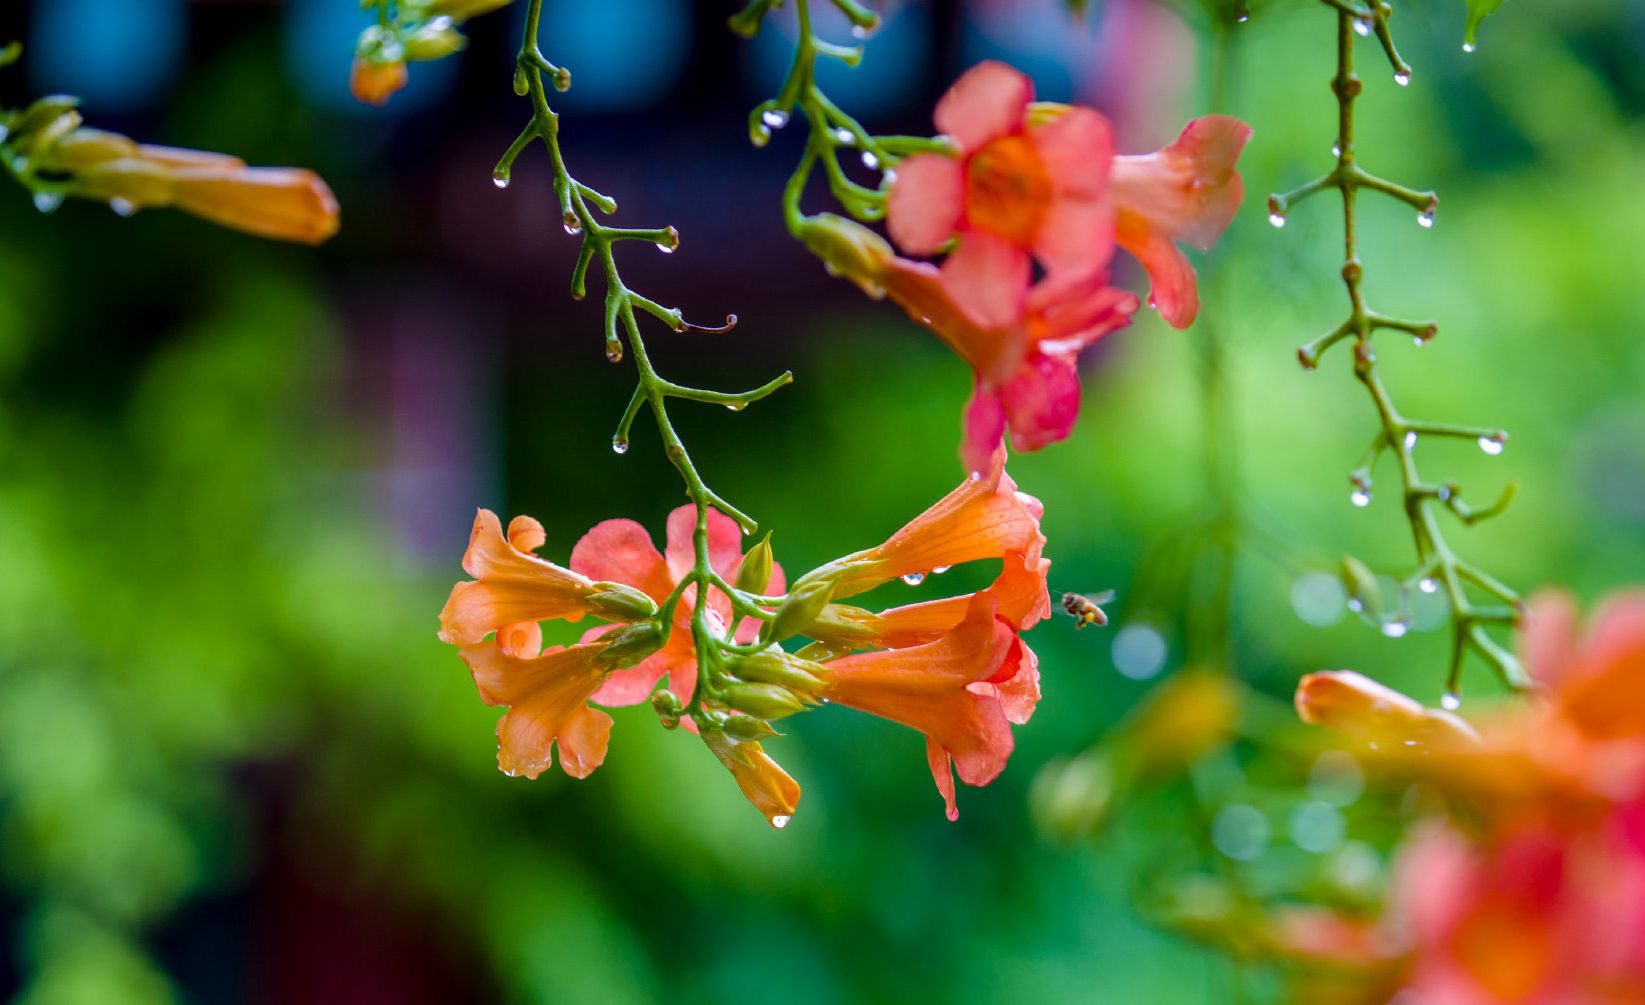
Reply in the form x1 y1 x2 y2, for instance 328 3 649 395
1464 0 1508 49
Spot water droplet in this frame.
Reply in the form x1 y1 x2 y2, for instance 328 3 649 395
611 437 629 455
1394 71 1411 86
861 151 880 171
655 242 675 254
849 22 874 39
1212 803 1270 862
1347 597 1364 614
563 210 582 235
32 192 63 214
1236 11 1249 22
1419 577 1438 594
901 572 925 586
1462 42 1476 53
1351 488 1372 508
932 565 952 575
1112 625 1167 681
1292 572 1347 627
723 401 746 412
1382 618 1411 639
1353 17 1372 36
1268 211 1287 229
109 198 137 218
771 814 791 829
883 168 897 185
1403 430 1418 450
1478 434 1505 456
833 127 854 146
1440 691 1461 712
492 172 510 189
1331 143 1342 157
761 108 789 130
1417 210 1435 229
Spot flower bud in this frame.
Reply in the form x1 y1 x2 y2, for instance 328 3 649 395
169 167 341 245
797 213 893 298
586 583 659 622
34 128 137 172
1340 556 1382 620
404 22 467 62
802 603 883 645
596 622 666 671
10 103 83 162
733 534 775 596
70 159 173 209
428 0 514 21
768 565 852 642
649 689 682 727
350 55 409 107
727 649 827 697
721 715 779 741
720 682 813 721
1295 670 1478 747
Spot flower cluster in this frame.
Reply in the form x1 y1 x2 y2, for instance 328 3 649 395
870 61 1251 472
438 452 1049 825
2 98 338 243
1294 591 1645 1002
351 0 517 107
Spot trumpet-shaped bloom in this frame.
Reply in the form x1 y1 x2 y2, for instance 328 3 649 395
457 638 613 780
703 732 802 829
887 61 1117 328
826 447 1049 601
1294 670 1479 748
1111 116 1252 329
880 258 1137 471
823 593 1019 820
570 505 781 706
439 510 602 649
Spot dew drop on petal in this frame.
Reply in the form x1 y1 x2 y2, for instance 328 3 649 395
771 814 791 829
932 565 951 575
33 192 63 214
1478 434 1505 456
1440 691 1461 712
901 572 925 586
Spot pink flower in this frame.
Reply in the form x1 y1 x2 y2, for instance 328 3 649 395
887 60 1117 328
880 259 1137 472
1111 115 1253 329
569 505 782 707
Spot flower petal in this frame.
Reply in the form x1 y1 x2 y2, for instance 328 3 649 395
939 230 1031 331
1030 106 1112 199
664 505 745 585
457 640 610 780
1033 196 1114 280
961 385 1007 476
886 153 966 257
1116 210 1200 329
438 510 600 646
704 732 802 828
570 517 675 602
927 738 960 821
554 706 614 779
998 351 1082 454
934 61 1033 152
1111 114 1252 251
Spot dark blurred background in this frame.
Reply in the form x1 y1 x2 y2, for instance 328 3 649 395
0 0 1641 1001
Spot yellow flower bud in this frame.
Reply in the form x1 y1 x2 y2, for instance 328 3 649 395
168 167 341 245
34 128 137 172
1295 670 1478 747
404 23 467 62
797 213 893 298
350 55 408 107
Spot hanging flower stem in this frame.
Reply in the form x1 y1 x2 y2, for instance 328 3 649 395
497 0 793 721
1270 0 1525 695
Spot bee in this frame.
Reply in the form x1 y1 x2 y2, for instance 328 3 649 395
1061 590 1115 629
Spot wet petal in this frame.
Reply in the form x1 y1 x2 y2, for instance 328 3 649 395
570 517 675 602
961 385 1007 476
1033 196 1114 279
939 230 1030 331
998 351 1082 454
1116 211 1200 329
927 739 960 821
1030 106 1112 199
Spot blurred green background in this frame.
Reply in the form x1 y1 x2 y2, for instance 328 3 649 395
0 0 1641 1001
